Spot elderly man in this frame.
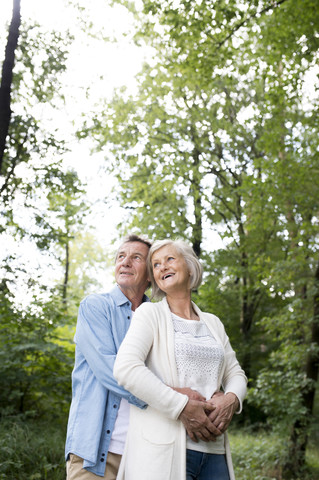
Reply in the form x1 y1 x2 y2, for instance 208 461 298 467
65 234 152 479
65 233 230 479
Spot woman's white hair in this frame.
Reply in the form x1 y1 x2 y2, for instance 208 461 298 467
148 239 203 300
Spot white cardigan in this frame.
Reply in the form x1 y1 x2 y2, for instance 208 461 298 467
114 297 247 480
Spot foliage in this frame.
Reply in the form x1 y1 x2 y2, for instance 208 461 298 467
0 7 117 480
65 231 112 315
0 0 319 477
229 424 319 480
0 417 66 480
84 0 319 474
0 276 74 418
0 417 318 480
1 20 73 206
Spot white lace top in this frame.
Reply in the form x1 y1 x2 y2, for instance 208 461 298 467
172 313 226 454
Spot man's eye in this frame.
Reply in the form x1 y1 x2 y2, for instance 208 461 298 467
168 257 174 261
153 263 159 268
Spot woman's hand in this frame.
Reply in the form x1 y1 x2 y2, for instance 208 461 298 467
206 392 239 434
178 399 222 442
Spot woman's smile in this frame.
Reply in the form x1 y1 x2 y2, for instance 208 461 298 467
152 245 190 293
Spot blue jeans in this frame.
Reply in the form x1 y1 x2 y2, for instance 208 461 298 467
186 450 230 480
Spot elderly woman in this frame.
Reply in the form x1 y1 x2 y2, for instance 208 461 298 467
114 239 247 480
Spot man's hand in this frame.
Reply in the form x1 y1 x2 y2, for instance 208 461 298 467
178 399 222 442
206 392 239 434
172 387 206 402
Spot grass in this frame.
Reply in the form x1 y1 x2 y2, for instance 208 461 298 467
0 416 66 480
230 428 319 480
0 417 318 480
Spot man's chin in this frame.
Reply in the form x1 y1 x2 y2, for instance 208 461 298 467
117 279 135 289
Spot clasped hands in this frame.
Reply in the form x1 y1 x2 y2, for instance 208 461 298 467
176 387 239 443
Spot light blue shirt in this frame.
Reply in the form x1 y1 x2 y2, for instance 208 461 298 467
65 286 148 477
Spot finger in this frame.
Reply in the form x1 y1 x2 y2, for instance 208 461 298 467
187 429 198 443
207 410 219 422
206 422 223 436
191 392 206 402
200 427 213 440
216 422 225 431
204 403 216 412
193 431 206 442
195 428 214 442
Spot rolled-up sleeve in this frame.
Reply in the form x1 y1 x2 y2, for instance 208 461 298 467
76 294 146 408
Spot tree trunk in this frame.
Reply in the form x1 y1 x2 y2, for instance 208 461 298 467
62 240 70 306
238 212 255 378
304 258 319 416
239 250 260 379
190 143 203 258
0 0 21 174
282 259 319 477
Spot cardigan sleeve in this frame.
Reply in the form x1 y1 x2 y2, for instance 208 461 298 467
217 318 247 412
114 303 188 420
201 311 247 412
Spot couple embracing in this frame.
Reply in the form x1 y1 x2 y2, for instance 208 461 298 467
65 234 247 480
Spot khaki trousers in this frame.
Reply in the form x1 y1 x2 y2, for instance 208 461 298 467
66 452 121 480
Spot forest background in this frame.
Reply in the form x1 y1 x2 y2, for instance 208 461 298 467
0 0 319 479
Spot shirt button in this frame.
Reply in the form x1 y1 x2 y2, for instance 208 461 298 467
127 316 130 319
100 458 105 462
113 404 117 408
101 453 105 457
106 430 110 434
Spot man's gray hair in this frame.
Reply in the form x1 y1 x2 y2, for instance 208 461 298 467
115 234 152 262
148 239 203 300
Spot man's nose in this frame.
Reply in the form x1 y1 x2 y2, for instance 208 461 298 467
123 256 132 266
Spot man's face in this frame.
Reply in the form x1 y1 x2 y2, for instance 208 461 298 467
115 241 150 296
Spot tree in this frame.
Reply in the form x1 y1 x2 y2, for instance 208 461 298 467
0 270 74 417
0 10 72 205
32 168 89 305
0 1 88 421
85 0 319 474
0 165 112 418
0 0 20 172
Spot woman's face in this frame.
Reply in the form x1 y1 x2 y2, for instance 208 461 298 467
151 245 191 295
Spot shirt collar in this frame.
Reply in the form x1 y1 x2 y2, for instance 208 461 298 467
110 285 150 307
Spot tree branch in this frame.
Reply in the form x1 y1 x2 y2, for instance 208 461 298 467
215 0 291 48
